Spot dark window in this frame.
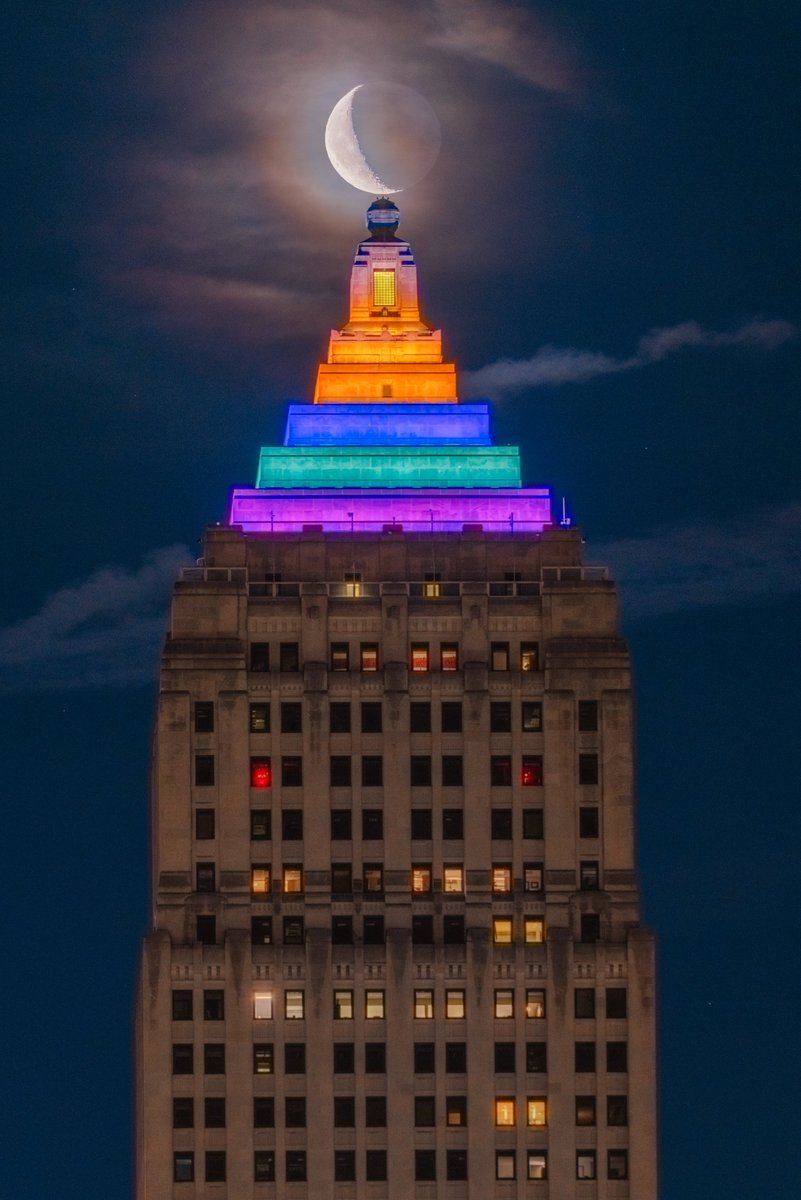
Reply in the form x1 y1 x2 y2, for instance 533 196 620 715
495 1042 516 1072
411 808 432 840
491 808 513 839
196 862 215 893
331 863 352 894
172 990 193 1021
365 1042 386 1073
581 913 601 943
362 809 383 840
363 915 385 944
608 1150 629 1180
415 1149 436 1181
576 1095 596 1126
362 755 383 787
334 1096 355 1126
196 915 216 945
522 701 543 732
194 754 215 787
334 1151 355 1181
195 808 215 840
414 1095 436 1126
281 701 302 733
282 809 303 840
444 915 465 944
285 1151 306 1183
254 1151 275 1182
580 861 600 889
442 808 463 839
250 809 270 841
285 1043 306 1073
173 1152 194 1182
279 642 299 672
330 643 349 671
491 642 510 671
523 807 544 839
172 1043 193 1074
204 1097 225 1128
365 1095 387 1126
607 1095 629 1125
447 1149 468 1180
412 915 434 944
520 642 539 671
522 755 543 786
249 702 269 733
579 807 600 838
446 1096 467 1126
333 1043 355 1073
441 701 462 732
203 1043 225 1074
203 989 224 1020
575 1042 596 1072
283 916 304 945
575 988 596 1018
410 701 431 732
578 699 599 731
251 916 272 945
250 757 272 789
490 755 512 787
194 701 214 732
330 808 352 839
490 701 512 732
365 1150 387 1181
524 862 543 892
250 642 269 672
410 755 432 786
606 988 628 1019
607 1042 628 1072
332 916 353 945
414 1042 435 1073
281 756 302 787
360 643 379 671
445 1042 467 1073
173 1097 194 1128
526 1042 547 1072
253 1043 274 1074
329 701 351 732
253 1097 274 1127
285 1096 306 1127
441 755 463 786
579 753 599 785
361 702 382 733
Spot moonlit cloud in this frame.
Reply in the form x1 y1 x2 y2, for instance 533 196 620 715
0 546 193 693
462 318 799 397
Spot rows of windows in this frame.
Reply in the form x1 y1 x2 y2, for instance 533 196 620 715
240 640 549 675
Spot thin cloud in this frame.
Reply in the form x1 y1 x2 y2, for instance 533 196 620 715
462 318 799 398
0 546 193 693
592 504 801 622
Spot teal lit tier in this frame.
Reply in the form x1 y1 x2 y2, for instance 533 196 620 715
256 444 521 489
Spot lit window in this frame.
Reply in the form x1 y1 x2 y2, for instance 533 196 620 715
330 643 349 671
333 990 353 1020
491 641 510 671
253 1043 274 1074
527 1152 548 1180
522 701 543 731
344 571 362 597
360 642 379 671
445 989 465 1019
524 863 543 892
365 990 385 1019
411 643 430 672
492 865 512 893
414 989 434 1019
524 917 545 944
441 643 459 670
251 865 270 895
250 758 271 789
411 865 432 894
493 918 513 944
495 1097 515 1126
285 990 304 1020
522 756 543 786
577 1151 597 1180
443 865 464 893
250 703 269 733
520 642 539 671
446 1096 467 1126
525 988 546 1018
372 269 396 307
364 864 383 893
253 991 273 1019
496 1151 516 1180
283 866 303 893
527 1097 547 1126
576 1096 596 1126
494 988 514 1018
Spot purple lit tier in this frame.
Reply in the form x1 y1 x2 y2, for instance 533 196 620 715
229 487 553 533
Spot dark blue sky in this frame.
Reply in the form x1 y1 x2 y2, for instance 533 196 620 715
3 3 800 1197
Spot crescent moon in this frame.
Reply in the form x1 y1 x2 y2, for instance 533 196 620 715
325 86 399 194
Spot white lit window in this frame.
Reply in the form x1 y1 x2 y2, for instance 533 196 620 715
527 1152 547 1180
495 1098 515 1126
445 989 465 1019
496 1151 516 1180
493 918 513 944
414 989 434 1019
524 917 545 944
372 269 396 308
495 988 514 1018
411 866 432 894
365 990 385 1019
492 865 512 893
525 988 546 1019
253 991 274 1020
527 1097 547 1127
285 990 304 1020
577 1152 596 1180
333 990 353 1020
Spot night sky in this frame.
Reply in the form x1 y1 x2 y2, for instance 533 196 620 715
3 3 800 1197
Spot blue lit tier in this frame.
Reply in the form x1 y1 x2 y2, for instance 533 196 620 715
283 403 491 447
256 444 521 489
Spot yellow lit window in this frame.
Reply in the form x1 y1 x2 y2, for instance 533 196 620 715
284 990 304 1019
411 643 430 672
251 865 270 895
365 990 385 1019
525 988 546 1019
493 918 513 944
443 866 464 893
495 1098 516 1126
446 1097 466 1126
372 269 396 308
525 917 545 944
412 866 432 894
445 989 465 1019
283 867 303 894
414 989 434 1019
492 865 512 893
253 991 274 1020
424 574 441 598
495 988 514 1018
520 642 539 671
333 990 353 1019
344 571 362 597
527 1097 547 1126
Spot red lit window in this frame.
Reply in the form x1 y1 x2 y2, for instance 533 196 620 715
522 756 543 786
411 643 430 672
441 643 459 671
361 643 379 672
251 758 272 789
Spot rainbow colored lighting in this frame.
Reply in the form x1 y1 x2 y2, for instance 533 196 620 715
284 403 492 446
256 445 521 489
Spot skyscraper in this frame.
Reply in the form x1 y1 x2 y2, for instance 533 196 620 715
136 198 658 1199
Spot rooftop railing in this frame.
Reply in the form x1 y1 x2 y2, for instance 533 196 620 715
180 566 609 592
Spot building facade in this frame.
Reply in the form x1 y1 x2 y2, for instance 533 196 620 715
136 200 658 1199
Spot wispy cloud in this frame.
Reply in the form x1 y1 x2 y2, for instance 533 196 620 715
0 546 192 693
593 504 801 622
463 318 799 398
